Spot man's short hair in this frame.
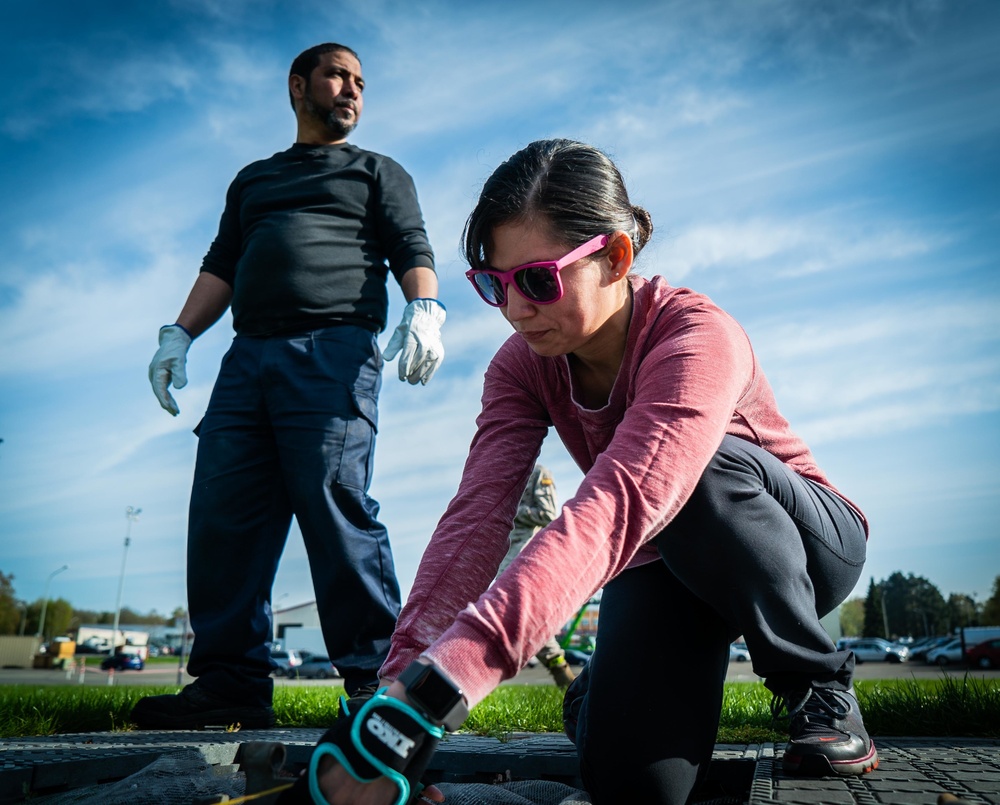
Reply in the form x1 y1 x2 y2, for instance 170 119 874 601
288 43 361 109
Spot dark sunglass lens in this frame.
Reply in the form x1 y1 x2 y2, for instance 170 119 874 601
517 267 559 302
474 273 505 304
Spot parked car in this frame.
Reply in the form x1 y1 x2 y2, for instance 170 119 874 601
729 643 751 662
908 636 952 662
910 637 936 660
563 649 592 666
287 654 339 679
271 648 306 675
966 638 1000 669
100 653 145 671
926 637 963 665
845 638 909 663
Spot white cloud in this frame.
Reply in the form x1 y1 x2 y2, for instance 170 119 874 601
2 0 999 615
675 89 749 126
0 250 193 377
658 215 944 281
748 295 1000 445
2 49 199 139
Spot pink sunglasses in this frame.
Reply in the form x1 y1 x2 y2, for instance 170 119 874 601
466 234 609 307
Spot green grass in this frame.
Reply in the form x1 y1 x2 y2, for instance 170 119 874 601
1 678 997 741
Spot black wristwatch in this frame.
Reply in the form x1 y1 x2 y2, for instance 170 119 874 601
397 660 469 731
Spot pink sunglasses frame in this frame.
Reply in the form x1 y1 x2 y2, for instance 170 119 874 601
465 234 610 307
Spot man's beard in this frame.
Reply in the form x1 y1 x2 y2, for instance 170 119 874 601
304 93 357 139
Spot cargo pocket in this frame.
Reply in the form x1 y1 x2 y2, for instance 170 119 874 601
336 391 379 490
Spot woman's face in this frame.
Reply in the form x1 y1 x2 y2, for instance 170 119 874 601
488 221 630 360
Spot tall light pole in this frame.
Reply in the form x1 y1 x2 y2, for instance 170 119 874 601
109 507 141 660
881 586 891 640
37 565 69 640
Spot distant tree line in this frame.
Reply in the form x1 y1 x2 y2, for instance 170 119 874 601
839 572 1000 640
0 570 184 640
3 567 998 643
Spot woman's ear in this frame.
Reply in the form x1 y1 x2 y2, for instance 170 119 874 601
607 231 634 281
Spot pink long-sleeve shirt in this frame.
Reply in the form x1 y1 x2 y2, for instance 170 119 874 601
381 275 867 707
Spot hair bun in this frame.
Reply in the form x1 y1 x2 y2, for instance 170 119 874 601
631 205 654 252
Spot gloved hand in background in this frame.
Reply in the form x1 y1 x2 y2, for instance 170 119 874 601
382 298 446 385
148 324 192 416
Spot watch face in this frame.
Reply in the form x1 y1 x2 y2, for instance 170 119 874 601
408 666 463 718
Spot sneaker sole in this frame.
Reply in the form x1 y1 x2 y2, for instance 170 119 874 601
783 742 879 777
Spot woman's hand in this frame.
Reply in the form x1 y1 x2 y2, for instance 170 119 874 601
314 756 445 803
309 680 446 804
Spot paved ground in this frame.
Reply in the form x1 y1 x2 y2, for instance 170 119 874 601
3 664 998 802
6 657 997 689
1 729 997 804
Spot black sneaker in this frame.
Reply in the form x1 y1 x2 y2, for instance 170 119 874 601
562 665 589 745
773 687 878 776
130 684 275 730
337 683 380 719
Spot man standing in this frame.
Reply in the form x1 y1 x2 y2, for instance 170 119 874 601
497 464 575 688
132 43 444 729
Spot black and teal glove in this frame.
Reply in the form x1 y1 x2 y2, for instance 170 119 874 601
277 689 444 805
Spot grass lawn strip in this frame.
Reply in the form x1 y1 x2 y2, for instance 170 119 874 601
0 677 996 741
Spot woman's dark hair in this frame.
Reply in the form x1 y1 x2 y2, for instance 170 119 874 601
462 139 653 270
288 43 361 109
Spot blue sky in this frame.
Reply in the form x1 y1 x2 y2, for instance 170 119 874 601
1 0 998 623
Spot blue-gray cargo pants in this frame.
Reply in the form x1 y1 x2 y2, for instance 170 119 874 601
185 324 401 705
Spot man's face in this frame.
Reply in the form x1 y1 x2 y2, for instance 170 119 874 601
302 50 364 140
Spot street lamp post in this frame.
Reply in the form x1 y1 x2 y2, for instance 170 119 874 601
109 507 141 666
37 565 70 640
38 566 70 639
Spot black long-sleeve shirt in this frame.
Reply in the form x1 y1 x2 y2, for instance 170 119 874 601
201 142 435 335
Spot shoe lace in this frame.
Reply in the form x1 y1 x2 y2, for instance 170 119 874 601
771 688 851 736
352 683 381 697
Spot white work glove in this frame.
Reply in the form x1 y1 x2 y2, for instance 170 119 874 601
382 298 446 385
148 325 192 416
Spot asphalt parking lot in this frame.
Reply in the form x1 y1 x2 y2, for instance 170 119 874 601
1 654 997 688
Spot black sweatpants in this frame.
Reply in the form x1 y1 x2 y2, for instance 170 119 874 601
572 435 867 804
